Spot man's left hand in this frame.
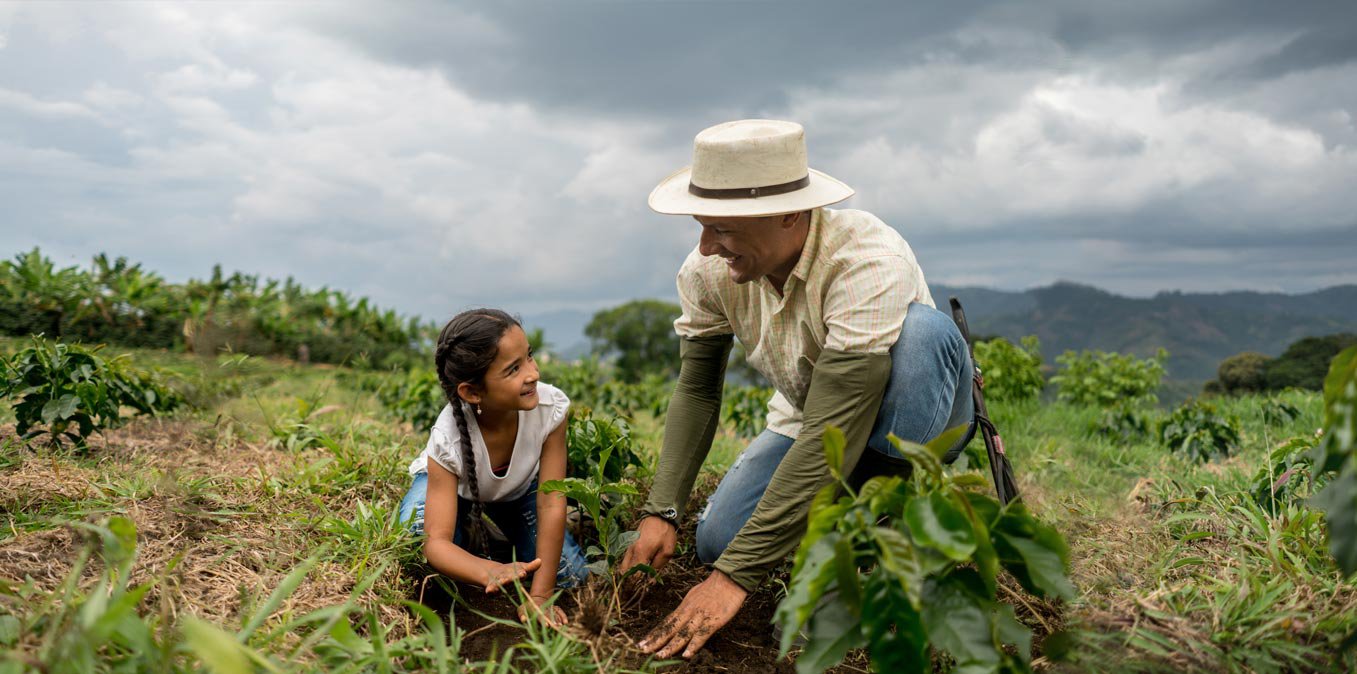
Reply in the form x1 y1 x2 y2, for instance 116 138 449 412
637 570 747 659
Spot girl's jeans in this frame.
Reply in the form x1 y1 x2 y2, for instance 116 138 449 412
399 475 591 588
695 302 975 564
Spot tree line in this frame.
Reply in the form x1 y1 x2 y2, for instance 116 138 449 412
0 248 429 368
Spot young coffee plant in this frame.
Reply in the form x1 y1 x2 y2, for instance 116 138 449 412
1093 403 1154 442
541 435 640 575
0 335 183 448
377 368 444 431
1159 399 1241 463
973 336 1045 403
722 385 772 439
1250 432 1321 513
1310 345 1357 576
566 408 643 482
1052 348 1168 409
775 427 1074 674
1261 398 1302 427
262 389 332 452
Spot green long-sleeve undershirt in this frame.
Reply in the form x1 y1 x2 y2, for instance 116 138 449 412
642 334 892 592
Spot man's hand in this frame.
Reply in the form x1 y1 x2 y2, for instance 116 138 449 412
483 559 542 593
637 570 747 659
620 516 678 575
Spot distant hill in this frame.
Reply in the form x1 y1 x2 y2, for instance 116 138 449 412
525 282 1357 383
936 282 1357 380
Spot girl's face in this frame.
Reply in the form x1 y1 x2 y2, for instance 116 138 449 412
471 325 540 413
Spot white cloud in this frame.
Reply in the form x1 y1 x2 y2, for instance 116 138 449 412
790 65 1357 239
0 87 99 120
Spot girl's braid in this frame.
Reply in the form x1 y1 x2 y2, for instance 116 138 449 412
431 310 517 554
434 339 489 554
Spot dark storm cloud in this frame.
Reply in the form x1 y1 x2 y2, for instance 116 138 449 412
308 1 995 118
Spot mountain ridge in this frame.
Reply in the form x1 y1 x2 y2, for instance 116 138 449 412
523 282 1357 381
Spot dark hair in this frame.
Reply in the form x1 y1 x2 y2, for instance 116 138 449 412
433 308 520 555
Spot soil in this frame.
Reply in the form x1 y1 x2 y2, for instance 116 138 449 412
416 554 847 674
410 481 871 674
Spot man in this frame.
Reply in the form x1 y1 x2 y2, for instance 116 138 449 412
621 119 974 658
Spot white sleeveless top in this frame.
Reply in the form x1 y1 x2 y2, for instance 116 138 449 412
406 382 570 502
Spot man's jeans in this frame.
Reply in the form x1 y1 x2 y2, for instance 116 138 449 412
695 302 974 564
399 474 592 588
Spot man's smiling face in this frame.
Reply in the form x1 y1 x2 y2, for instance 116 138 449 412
693 212 807 286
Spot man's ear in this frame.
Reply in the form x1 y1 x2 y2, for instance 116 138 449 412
779 210 808 229
457 381 481 405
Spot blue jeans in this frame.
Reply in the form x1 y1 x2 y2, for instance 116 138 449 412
695 303 974 564
399 473 592 588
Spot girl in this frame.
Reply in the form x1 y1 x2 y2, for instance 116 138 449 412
398 309 589 625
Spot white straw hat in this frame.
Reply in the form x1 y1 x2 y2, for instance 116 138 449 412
648 119 854 217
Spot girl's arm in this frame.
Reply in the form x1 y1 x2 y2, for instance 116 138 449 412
529 419 570 604
423 460 540 591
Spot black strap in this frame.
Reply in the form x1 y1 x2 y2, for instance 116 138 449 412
949 297 1020 505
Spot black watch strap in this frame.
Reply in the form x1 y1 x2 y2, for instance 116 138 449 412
642 507 680 527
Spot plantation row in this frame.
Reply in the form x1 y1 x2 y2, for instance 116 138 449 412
0 249 429 369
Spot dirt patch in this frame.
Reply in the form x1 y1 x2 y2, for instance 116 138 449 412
422 559 821 673
91 416 297 478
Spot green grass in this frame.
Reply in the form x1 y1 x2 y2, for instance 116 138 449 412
2 343 1354 672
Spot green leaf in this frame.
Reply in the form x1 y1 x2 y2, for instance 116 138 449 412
862 569 928 672
41 394 80 424
0 615 19 647
905 492 977 561
870 527 924 604
888 434 943 484
992 502 1074 600
182 616 258 674
1313 465 1357 576
834 536 862 612
995 533 1075 601
795 587 864 674
922 572 1002 669
823 425 846 480
775 532 841 655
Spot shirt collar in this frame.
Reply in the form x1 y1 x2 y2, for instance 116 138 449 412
788 208 824 285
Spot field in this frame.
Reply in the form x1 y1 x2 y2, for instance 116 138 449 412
2 337 1355 673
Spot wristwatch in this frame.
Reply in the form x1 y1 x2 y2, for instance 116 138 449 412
642 506 680 528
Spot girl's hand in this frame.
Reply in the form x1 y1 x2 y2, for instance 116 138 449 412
517 594 568 628
484 559 542 593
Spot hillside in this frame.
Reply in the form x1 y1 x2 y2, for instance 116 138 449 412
938 282 1357 380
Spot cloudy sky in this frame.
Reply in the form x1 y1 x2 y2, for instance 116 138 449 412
2 1 1355 324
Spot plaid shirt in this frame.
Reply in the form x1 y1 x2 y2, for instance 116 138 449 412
674 207 933 438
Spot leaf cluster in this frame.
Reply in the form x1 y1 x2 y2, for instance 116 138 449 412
565 409 644 483
973 336 1045 403
0 335 183 447
0 247 431 369
1309 345 1357 576
1158 399 1241 463
539 357 671 418
774 427 1074 673
543 419 642 575
1261 398 1302 427
721 385 772 439
1249 432 1321 512
1052 348 1167 409
377 369 445 431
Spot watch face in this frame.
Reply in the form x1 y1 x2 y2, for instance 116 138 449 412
662 508 678 520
